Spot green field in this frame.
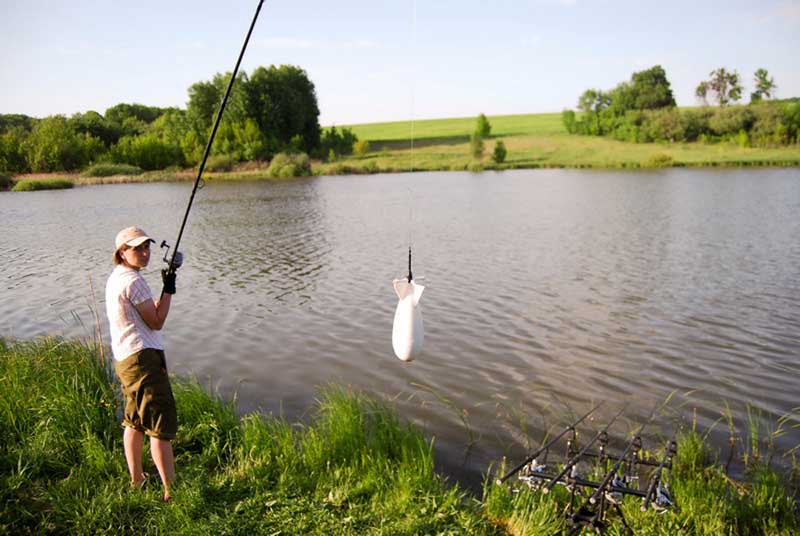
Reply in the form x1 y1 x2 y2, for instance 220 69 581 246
310 112 800 175
1 337 797 535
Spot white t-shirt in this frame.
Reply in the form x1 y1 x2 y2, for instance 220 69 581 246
105 265 164 361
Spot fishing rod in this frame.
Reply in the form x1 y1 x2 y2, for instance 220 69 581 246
641 430 678 512
541 406 626 494
161 0 266 275
564 407 657 536
585 412 653 507
496 402 605 485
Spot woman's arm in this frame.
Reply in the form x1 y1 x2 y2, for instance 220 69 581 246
134 294 172 331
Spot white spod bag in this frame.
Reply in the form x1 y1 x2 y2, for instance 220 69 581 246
391 278 424 362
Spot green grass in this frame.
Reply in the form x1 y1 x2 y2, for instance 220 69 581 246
311 112 800 175
10 178 74 192
1 338 797 535
0 338 499 535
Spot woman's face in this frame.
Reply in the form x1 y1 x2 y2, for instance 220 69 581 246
120 241 151 270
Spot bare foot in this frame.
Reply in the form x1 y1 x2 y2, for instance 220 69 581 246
131 472 148 489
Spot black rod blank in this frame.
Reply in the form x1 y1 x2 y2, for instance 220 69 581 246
641 431 678 512
167 0 266 274
541 406 626 494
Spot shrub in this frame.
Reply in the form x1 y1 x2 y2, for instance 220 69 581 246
709 106 755 137
561 110 577 134
205 154 235 172
475 113 491 138
267 152 311 178
643 153 673 168
492 140 507 163
470 131 484 159
682 108 714 141
467 161 484 172
0 173 13 190
749 103 787 146
785 102 800 143
83 163 143 177
25 116 91 172
644 108 686 142
11 179 73 192
0 131 29 173
110 135 184 171
361 159 379 173
353 139 370 158
319 126 356 159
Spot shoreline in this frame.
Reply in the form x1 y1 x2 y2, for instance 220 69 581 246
4 155 800 192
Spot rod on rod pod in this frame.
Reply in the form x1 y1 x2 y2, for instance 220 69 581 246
496 402 605 485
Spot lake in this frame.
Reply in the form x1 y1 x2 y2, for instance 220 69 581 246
2 167 798 488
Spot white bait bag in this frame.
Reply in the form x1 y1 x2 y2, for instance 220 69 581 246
392 279 424 361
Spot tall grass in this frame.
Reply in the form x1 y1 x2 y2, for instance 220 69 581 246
1 338 797 535
484 416 799 535
0 338 498 535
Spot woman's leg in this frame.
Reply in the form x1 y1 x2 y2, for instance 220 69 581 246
150 437 175 501
123 427 145 486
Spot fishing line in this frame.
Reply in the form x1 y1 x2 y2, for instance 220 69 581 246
162 0 265 274
406 0 417 281
390 0 425 362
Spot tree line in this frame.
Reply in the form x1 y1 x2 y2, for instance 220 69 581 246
562 66 800 146
0 65 359 174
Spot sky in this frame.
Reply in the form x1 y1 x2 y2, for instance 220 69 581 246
1 0 799 126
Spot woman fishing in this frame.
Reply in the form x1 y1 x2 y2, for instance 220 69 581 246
105 226 178 502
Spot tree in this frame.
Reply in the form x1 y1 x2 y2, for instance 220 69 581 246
475 113 491 138
629 65 676 110
69 110 119 146
104 103 171 137
751 68 777 102
245 65 321 155
0 114 34 135
492 140 507 163
578 89 611 113
0 131 29 173
696 68 743 107
25 115 90 172
186 72 249 136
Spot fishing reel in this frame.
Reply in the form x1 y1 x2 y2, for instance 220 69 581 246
160 240 184 271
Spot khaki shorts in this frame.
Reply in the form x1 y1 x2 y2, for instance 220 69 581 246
114 348 177 440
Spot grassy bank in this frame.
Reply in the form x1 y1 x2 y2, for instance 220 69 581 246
1 338 797 535
327 112 800 174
